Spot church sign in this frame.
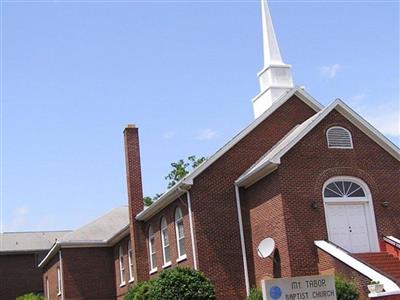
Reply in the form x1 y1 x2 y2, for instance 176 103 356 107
261 275 337 300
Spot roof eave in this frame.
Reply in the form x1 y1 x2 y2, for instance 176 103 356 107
136 182 191 221
236 161 280 188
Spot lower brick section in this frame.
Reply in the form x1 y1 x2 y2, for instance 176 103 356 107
0 252 46 300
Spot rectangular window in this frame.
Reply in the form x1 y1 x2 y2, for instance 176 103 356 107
57 267 62 296
46 277 50 300
150 235 156 271
128 241 134 282
119 246 126 285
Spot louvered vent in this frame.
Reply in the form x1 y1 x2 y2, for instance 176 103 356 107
326 127 353 149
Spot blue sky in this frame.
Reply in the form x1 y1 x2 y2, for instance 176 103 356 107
1 0 398 232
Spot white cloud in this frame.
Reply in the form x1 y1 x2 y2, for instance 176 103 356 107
320 64 341 79
348 92 368 103
195 128 217 140
162 131 176 140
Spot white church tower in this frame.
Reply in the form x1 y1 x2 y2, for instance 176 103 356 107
252 0 294 118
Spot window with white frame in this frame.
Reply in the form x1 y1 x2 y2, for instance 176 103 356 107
57 267 62 295
326 126 353 149
46 277 50 300
160 217 171 266
119 245 126 285
128 240 134 282
148 225 157 272
175 207 186 259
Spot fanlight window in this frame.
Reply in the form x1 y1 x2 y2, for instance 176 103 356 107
324 180 365 198
326 126 353 149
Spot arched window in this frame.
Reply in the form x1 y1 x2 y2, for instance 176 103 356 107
160 217 171 266
273 249 281 278
324 180 365 198
127 240 134 282
326 126 353 149
119 245 126 285
148 225 157 272
57 267 62 295
175 207 186 259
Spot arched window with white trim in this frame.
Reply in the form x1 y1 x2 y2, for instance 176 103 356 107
175 207 186 259
324 180 365 198
148 225 157 272
160 217 171 266
127 240 134 282
326 126 353 149
119 245 126 285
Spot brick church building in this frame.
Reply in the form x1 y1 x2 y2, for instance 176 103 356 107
122 0 400 299
8 0 397 299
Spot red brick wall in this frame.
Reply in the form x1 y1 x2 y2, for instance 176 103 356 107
143 195 195 279
42 253 61 300
0 252 46 300
189 96 317 299
62 247 116 300
242 171 291 287
278 110 400 277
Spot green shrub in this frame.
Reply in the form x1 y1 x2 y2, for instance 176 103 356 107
335 276 359 300
247 287 263 300
16 293 44 300
151 267 215 300
124 280 155 300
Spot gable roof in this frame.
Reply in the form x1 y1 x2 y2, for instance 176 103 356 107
136 87 323 221
236 99 400 188
39 206 129 267
0 231 71 254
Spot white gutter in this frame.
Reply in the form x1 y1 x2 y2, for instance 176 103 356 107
315 240 400 293
186 191 198 270
235 184 250 296
136 182 191 221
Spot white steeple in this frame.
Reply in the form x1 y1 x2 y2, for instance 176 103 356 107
252 0 294 118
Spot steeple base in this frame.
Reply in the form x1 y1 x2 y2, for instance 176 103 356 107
252 86 292 118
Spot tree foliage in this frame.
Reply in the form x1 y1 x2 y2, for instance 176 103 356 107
335 276 359 300
143 155 206 205
151 267 215 300
165 156 206 188
124 267 215 300
247 288 262 300
16 294 45 300
124 280 155 300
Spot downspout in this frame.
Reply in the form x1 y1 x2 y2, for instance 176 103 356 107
186 191 198 270
59 250 64 300
235 184 250 296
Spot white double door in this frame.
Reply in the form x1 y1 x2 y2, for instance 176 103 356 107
325 202 375 253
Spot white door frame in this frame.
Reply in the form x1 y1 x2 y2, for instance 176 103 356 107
323 176 380 253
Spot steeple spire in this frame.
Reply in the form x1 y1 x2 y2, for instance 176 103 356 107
252 0 294 118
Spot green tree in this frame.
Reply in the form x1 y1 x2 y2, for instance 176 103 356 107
335 276 359 300
165 156 206 188
16 293 44 300
151 267 215 300
143 155 206 205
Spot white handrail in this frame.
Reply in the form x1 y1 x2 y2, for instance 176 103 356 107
314 240 400 293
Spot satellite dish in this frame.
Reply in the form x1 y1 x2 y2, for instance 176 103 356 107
257 238 275 259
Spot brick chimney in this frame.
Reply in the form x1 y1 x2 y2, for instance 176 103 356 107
124 124 149 281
